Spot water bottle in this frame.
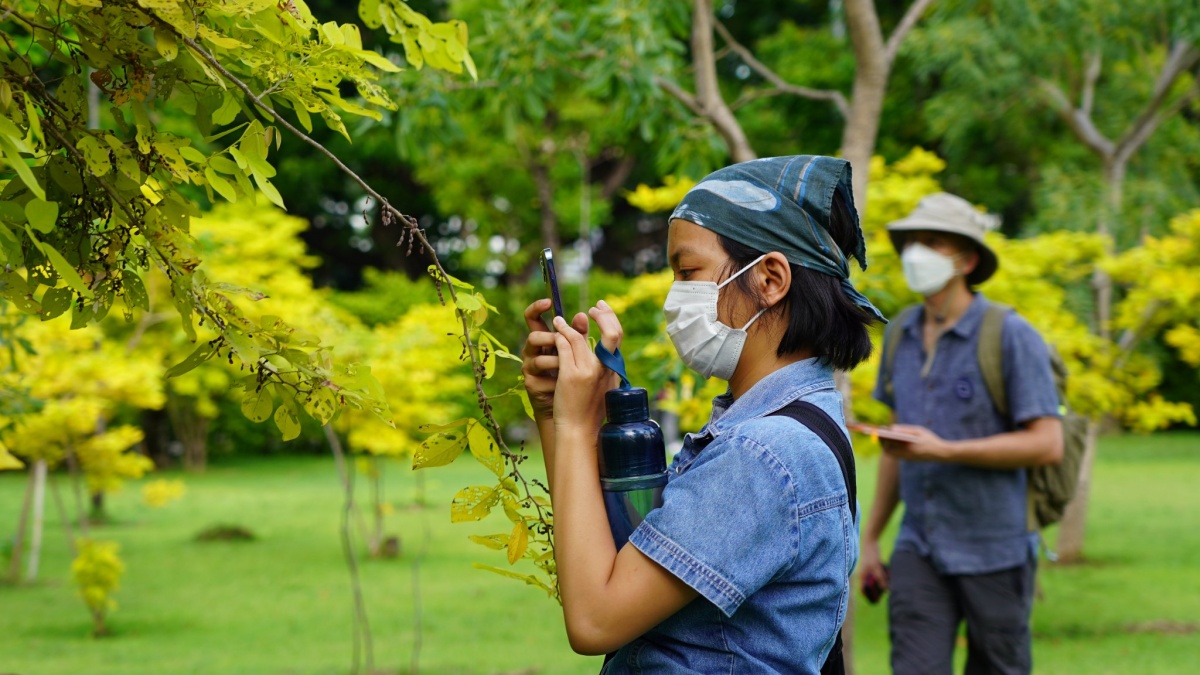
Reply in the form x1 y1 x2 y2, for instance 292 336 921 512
598 387 667 549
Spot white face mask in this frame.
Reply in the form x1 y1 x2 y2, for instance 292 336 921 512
664 255 770 381
901 242 959 296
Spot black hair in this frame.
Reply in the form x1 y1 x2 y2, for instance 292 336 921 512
717 191 878 371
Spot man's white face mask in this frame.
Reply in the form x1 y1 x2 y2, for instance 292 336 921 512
663 255 770 381
901 242 960 296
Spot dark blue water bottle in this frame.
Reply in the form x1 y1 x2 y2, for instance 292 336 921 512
598 387 667 549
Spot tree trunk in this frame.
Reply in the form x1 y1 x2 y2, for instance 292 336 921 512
1054 418 1101 563
7 464 36 583
840 0 889 209
531 159 561 251
25 458 47 582
691 0 757 162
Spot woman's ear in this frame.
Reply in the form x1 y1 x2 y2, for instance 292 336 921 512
757 252 792 306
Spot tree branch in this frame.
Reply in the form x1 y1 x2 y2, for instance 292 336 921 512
1035 77 1116 157
1113 41 1200 165
1081 49 1102 119
655 75 704 117
712 19 849 117
883 0 937 67
174 28 560 572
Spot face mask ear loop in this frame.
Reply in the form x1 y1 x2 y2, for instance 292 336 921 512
740 305 771 331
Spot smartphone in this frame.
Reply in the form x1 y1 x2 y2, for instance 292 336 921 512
847 422 922 443
539 247 564 320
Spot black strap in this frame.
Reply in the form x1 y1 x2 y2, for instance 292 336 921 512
769 399 855 675
768 400 857 520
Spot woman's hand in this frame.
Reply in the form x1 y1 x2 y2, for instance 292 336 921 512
550 300 624 432
521 299 590 422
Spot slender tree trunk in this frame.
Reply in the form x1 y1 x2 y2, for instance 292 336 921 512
25 458 47 582
840 0 888 208
1055 418 1101 563
531 159 561 251
7 465 36 583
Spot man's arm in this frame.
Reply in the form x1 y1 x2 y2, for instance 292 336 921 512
883 416 1063 469
859 449 900 590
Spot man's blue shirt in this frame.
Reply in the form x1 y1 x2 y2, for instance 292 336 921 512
605 358 858 674
872 293 1060 575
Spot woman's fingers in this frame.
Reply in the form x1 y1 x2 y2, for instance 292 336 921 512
588 299 624 353
522 330 557 357
523 299 553 332
571 311 589 335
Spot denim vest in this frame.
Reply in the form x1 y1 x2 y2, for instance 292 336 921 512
605 359 859 674
872 294 1060 574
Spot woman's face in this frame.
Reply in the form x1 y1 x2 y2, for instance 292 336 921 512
667 219 758 326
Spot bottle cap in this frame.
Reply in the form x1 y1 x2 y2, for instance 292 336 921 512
605 387 650 424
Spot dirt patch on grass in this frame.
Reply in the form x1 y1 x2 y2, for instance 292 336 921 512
1124 620 1200 635
193 524 256 542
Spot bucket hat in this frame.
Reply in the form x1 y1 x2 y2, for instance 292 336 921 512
886 192 1000 285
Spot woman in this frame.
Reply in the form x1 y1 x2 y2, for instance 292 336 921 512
521 156 884 673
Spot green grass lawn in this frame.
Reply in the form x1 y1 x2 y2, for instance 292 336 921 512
1 431 1197 674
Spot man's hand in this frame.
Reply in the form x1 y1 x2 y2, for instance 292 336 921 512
881 425 954 461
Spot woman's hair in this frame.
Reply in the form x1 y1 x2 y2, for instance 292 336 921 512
717 191 877 371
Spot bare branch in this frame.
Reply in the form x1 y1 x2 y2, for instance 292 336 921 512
1114 300 1163 372
883 0 937 67
1114 41 1200 164
1081 49 1102 119
713 19 849 117
1035 77 1116 157
655 76 704 117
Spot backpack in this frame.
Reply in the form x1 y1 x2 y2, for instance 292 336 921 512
880 302 1086 531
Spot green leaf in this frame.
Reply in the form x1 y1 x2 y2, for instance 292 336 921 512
122 271 150 312
274 402 301 441
467 533 509 550
155 25 178 60
24 199 58 234
205 166 237 202
358 0 383 28
165 342 217 378
25 227 92 298
417 418 469 433
253 174 285 209
40 286 73 320
455 292 482 311
241 387 274 422
208 155 240 174
450 484 502 522
213 93 241 126
76 135 111 177
0 136 44 199
468 420 505 477
413 430 469 469
471 563 556 597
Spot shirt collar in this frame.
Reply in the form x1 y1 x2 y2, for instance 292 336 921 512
700 358 836 440
903 292 989 341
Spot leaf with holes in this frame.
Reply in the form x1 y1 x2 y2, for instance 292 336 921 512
413 430 468 469
450 485 502 523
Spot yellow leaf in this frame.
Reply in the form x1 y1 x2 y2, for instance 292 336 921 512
413 430 468 469
507 521 529 564
450 485 501 522
468 533 509 550
468 420 504 477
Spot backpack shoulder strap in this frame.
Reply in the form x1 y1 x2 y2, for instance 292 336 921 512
881 305 921 403
769 401 857 520
977 302 1011 419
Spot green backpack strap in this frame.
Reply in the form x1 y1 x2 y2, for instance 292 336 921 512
977 302 1011 419
881 305 921 402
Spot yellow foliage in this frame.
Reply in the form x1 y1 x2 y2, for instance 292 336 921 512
625 176 697 214
76 426 153 496
71 538 125 618
0 441 22 470
344 303 473 457
142 478 187 507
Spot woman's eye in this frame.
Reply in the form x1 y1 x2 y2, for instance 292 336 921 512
678 269 694 280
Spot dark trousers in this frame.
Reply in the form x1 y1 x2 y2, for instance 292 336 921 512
888 550 1035 675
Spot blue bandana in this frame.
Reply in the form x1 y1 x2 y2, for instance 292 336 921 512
670 155 885 322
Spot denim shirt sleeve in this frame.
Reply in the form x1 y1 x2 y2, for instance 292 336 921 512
628 433 797 618
1001 313 1061 426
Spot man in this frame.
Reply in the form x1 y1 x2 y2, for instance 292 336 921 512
861 192 1064 675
